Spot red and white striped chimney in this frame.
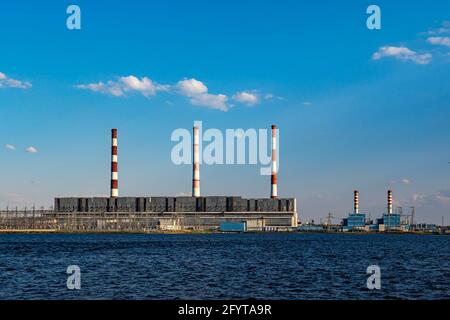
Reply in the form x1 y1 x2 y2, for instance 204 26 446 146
271 125 278 199
192 126 200 197
110 128 118 198
387 190 393 214
354 190 359 214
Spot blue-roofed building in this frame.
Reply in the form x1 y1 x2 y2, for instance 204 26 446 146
381 213 401 231
342 213 366 231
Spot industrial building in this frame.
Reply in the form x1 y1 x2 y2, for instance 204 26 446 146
342 190 367 231
376 190 402 231
378 213 401 231
341 189 404 232
48 126 298 232
52 196 297 231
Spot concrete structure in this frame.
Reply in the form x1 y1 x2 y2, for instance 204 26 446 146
111 129 118 198
354 190 359 214
378 190 400 230
54 196 296 213
53 196 298 231
343 214 366 230
342 190 366 231
381 213 401 231
387 189 393 214
271 125 278 199
192 126 200 198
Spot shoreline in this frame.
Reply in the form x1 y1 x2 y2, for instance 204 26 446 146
0 229 445 235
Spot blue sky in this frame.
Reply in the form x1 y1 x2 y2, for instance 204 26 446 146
1 0 450 224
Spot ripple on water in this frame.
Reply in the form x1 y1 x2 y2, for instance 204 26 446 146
0 233 449 299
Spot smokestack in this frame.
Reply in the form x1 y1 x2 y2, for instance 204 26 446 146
354 190 359 214
192 126 200 197
387 190 393 214
271 125 278 199
110 129 118 198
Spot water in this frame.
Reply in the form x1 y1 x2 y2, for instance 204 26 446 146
0 233 449 300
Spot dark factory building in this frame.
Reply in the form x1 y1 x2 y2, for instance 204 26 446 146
54 196 296 214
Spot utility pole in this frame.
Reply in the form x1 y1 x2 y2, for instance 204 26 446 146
410 207 415 230
326 212 334 231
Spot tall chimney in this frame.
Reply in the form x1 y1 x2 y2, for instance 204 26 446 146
271 125 278 199
110 129 118 198
387 190 393 214
354 190 359 214
192 126 200 197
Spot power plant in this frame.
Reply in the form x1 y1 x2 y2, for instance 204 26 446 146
341 189 406 232
342 190 366 231
378 190 402 232
51 126 298 232
0 126 445 234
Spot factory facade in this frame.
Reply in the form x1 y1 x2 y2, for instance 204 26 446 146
53 196 297 231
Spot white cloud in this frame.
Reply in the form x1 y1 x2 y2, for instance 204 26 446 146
410 191 450 208
176 78 229 111
177 78 208 96
119 75 169 96
436 191 450 207
189 93 228 111
5 144 15 151
25 146 38 153
77 75 276 112
401 178 411 185
263 93 286 101
232 91 259 106
0 72 32 89
303 101 312 106
75 81 122 96
76 75 167 97
427 36 450 47
428 28 450 35
427 28 450 35
77 76 229 110
389 178 412 186
372 46 432 65
424 21 450 35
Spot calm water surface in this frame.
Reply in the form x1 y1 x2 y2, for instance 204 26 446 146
0 233 449 299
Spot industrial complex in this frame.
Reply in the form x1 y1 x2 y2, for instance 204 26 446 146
342 190 403 232
0 126 447 234
298 189 445 234
0 125 298 232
